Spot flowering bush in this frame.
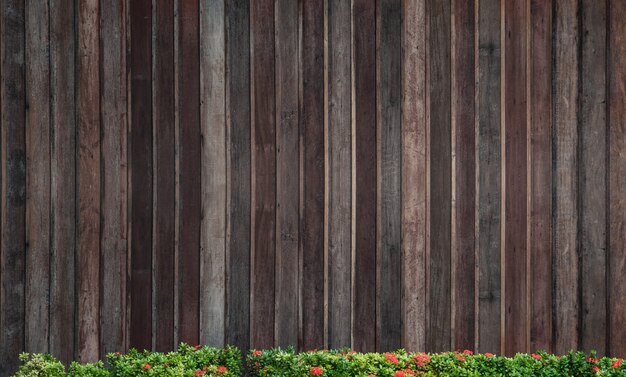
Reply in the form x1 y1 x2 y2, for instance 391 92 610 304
247 348 626 377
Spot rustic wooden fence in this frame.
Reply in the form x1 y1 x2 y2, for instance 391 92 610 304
1 0 625 374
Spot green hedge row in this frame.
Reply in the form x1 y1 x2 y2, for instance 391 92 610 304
13 344 240 377
247 349 626 377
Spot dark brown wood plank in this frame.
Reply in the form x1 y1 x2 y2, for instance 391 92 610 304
353 0 376 353
327 0 352 349
100 0 128 356
199 0 226 348
77 0 101 362
378 0 402 352
529 0 552 354
451 0 476 352
153 0 175 352
225 0 250 354
300 0 325 351
25 0 50 354
130 0 153 351
428 0 452 353
177 0 200 346
0 0 26 372
49 0 76 364
608 0 626 357
401 0 427 353
579 0 606 355
553 0 578 355
477 0 501 354
275 0 299 349
250 0 276 349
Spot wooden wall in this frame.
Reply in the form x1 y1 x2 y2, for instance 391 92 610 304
1 0 625 374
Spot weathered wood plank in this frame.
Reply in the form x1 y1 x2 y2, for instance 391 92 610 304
49 0 76 364
428 0 452 353
580 0 606 355
327 0 352 349
608 0 626 357
275 0 299 349
77 0 101 362
529 0 552 354
153 0 175 352
553 0 579 355
25 0 50 355
477 0 501 354
178 0 201 346
451 0 476 352
353 0 376 353
0 0 26 372
200 0 226 348
101 0 128 356
251 0 276 349
300 0 325 351
130 0 153 351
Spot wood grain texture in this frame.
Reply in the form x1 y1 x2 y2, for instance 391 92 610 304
529 0 552 354
130 0 152 351
451 0 476 352
77 0 101 362
553 0 579 355
327 0 352 349
428 0 452 353
1 0 26 372
477 0 501 354
608 0 626 357
25 0 50 354
100 0 127 356
401 0 427 353
300 0 325 351
579 0 606 355
275 0 299 349
178 0 200 346
153 0 175 352
251 0 276 349
353 0 376 353
502 0 528 356
200 0 226 348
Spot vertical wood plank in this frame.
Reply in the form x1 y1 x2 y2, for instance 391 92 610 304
327 0 352 349
153 0 175 352
101 0 128 356
49 0 76 364
477 0 501 354
275 0 299 349
300 0 325 351
225 0 250 354
251 0 276 349
579 0 606 355
178 0 200 346
353 0 376 353
401 0 427 353
77 0 101 362
451 0 476 352
608 0 626 358
377 0 402 352
428 0 452 353
529 0 552 354
553 0 579 355
0 0 26 372
130 0 153 351
200 0 226 348
25 0 50 355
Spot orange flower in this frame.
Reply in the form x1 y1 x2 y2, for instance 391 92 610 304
385 353 399 365
395 372 405 377
194 345 202 351
252 350 262 358
414 354 431 367
455 353 465 363
531 354 541 361
195 370 205 377
463 350 473 355
143 364 151 371
484 353 494 358
592 366 599 373
310 366 323 376
613 358 623 369
217 366 228 374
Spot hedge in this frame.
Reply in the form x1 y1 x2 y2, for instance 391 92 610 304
247 349 626 377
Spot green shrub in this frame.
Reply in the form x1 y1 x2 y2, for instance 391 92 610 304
68 361 110 377
13 353 66 377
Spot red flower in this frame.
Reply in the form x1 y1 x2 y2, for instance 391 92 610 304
194 345 202 351
195 370 205 377
385 353 399 365
455 353 465 363
395 372 405 377
217 366 228 374
484 353 494 358
592 366 599 373
414 354 431 367
143 364 151 371
402 369 415 375
310 366 323 376
613 358 623 369
531 354 541 361
588 357 598 364
463 350 473 355
252 350 262 358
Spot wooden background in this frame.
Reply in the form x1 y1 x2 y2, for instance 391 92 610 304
1 0 625 374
